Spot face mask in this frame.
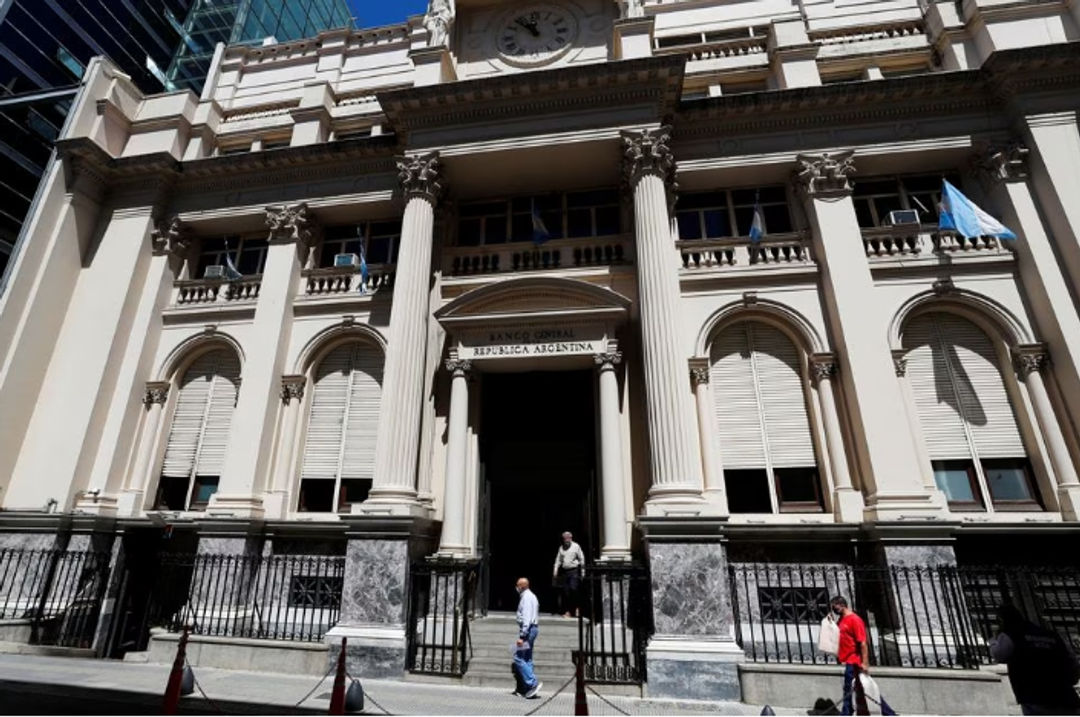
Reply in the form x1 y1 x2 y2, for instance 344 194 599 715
832 607 843 617
563 541 571 548
516 586 523 594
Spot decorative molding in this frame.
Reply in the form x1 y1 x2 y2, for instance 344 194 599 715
794 151 856 197
594 351 624 370
143 381 170 406
397 152 445 204
445 358 472 376
280 375 307 404
891 349 908 378
742 291 758 306
932 277 956 295
622 126 677 197
688 357 710 386
265 202 317 246
980 141 1030 183
1013 343 1050 378
150 215 189 258
809 353 839 383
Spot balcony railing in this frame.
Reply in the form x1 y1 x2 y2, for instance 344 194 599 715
679 232 814 272
444 236 632 277
302 264 395 296
862 225 1010 260
174 275 263 305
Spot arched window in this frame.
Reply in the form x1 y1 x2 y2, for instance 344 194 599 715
903 312 1040 510
297 341 383 513
155 348 241 511
711 321 822 513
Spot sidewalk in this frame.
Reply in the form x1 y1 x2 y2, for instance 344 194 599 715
0 653 804 715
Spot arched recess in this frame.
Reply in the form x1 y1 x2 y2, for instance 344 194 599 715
293 320 387 376
292 332 385 514
704 310 827 515
157 329 246 382
696 298 826 358
899 307 1045 512
888 288 1033 351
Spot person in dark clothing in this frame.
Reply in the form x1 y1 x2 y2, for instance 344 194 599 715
992 604 1080 716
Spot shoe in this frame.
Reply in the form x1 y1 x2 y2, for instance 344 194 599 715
525 682 543 699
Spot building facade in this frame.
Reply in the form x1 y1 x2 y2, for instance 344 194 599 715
1 0 1079 709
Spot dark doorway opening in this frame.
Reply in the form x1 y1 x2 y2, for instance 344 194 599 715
480 370 597 613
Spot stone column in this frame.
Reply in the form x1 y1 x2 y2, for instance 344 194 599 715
689 358 728 513
437 359 471 556
117 381 170 516
1014 345 1080 519
809 354 864 522
978 141 1080 430
622 127 705 513
264 375 306 519
364 153 444 516
596 351 631 560
214 204 315 518
795 151 942 520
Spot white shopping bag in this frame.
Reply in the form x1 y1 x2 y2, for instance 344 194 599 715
858 673 897 715
818 614 840 656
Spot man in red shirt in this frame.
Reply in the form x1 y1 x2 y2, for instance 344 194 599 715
831 596 870 716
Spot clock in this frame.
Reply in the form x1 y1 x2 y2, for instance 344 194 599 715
495 5 578 67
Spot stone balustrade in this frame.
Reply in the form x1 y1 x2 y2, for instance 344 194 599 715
302 265 395 296
174 276 263 305
678 233 814 271
861 225 1009 260
809 20 926 46
444 237 632 277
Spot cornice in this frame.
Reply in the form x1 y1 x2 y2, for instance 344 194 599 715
377 54 686 137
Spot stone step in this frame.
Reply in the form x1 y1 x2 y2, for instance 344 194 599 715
467 657 574 672
468 645 576 659
401 669 644 697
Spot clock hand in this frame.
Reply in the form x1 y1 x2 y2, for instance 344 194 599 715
514 16 540 37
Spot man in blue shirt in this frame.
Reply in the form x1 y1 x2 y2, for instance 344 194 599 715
514 577 543 699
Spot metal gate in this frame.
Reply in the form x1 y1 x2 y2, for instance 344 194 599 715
576 562 652 685
406 559 480 676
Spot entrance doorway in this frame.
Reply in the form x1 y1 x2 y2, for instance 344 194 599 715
480 370 597 613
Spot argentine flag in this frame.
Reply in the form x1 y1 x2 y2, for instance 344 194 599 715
748 196 765 242
531 205 551 245
223 240 243 280
938 180 1016 241
357 244 369 294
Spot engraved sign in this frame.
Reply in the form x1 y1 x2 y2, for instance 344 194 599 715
458 326 606 360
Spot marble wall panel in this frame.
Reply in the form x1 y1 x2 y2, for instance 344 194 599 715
339 539 408 628
646 658 741 701
648 542 734 638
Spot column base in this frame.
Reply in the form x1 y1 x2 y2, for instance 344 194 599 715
643 486 710 517
260 490 289 520
833 488 865 523
701 488 730 516
644 636 744 701
862 490 946 522
1057 484 1080 520
598 549 632 563
432 544 472 559
352 498 433 519
116 489 145 518
73 493 119 517
325 625 407 680
205 494 265 520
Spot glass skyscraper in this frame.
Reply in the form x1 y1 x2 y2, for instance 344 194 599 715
166 0 353 93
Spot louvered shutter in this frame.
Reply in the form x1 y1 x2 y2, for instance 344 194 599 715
754 324 816 468
301 345 352 481
340 345 383 479
161 353 215 478
711 324 767 469
194 351 240 476
903 316 972 460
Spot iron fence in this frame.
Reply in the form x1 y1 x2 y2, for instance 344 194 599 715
148 553 345 642
0 548 111 648
406 559 480 676
577 562 653 685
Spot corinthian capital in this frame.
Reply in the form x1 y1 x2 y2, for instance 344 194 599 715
280 375 307 404
266 203 317 246
445 358 472 376
397 152 445 203
808 353 839 384
1013 344 1050 378
621 126 677 191
143 381 170 406
794 150 856 197
150 216 189 259
980 141 1029 183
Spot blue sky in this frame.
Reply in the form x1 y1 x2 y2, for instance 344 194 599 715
347 0 429 28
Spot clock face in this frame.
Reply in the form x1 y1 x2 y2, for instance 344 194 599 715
495 5 578 66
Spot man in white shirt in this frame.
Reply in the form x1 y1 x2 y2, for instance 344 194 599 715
513 577 542 699
552 531 585 618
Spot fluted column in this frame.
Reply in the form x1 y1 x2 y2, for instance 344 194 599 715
367 153 444 513
689 358 727 512
596 351 631 559
809 354 863 522
118 382 170 515
1014 345 1080 519
438 359 471 556
265 375 306 519
622 127 705 511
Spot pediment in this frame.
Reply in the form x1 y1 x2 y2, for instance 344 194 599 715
435 277 631 326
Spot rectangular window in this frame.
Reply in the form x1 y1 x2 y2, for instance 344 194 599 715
189 476 219 509
338 479 372 513
154 476 189 511
298 479 334 512
676 187 792 240
932 460 983 509
196 235 267 277
320 221 402 268
724 469 773 513
982 458 1040 509
853 173 961 228
774 467 824 512
457 189 621 246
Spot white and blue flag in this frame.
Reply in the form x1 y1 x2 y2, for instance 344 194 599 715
748 195 765 242
938 179 1016 241
357 243 369 294
531 205 551 245
223 240 243 280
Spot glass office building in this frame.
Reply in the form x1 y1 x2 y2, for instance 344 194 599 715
165 0 353 93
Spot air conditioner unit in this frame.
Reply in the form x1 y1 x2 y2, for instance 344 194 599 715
886 209 921 226
334 253 360 268
203 264 226 279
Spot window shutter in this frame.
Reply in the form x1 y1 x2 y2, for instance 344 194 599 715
711 324 767 469
161 353 215 478
302 345 352 481
194 350 240 476
340 345 383 479
904 315 972 460
753 324 816 468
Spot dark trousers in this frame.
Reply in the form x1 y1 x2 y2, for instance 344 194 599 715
559 567 580 615
841 664 870 716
